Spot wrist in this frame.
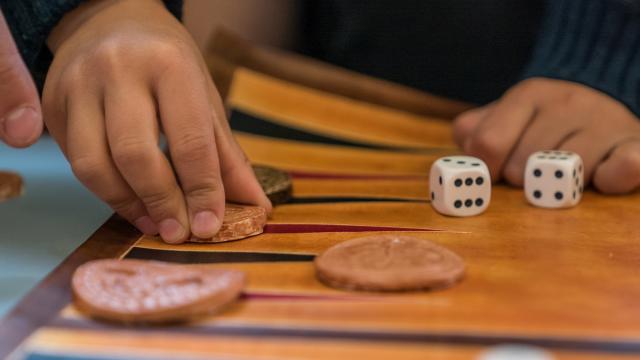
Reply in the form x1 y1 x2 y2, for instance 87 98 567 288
47 0 165 53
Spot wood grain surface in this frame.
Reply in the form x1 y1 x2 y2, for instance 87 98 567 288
2 37 639 360
0 215 140 358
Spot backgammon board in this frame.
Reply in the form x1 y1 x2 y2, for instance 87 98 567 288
1 45 640 360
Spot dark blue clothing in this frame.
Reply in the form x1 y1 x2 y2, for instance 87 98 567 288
0 0 182 89
300 0 640 116
300 0 544 105
522 0 640 116
3 0 640 117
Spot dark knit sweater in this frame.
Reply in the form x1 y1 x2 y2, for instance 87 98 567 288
0 0 182 90
522 0 640 116
301 0 640 116
3 1 639 116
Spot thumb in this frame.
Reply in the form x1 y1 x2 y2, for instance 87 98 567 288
0 10 42 148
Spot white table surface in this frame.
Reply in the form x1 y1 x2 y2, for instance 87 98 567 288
0 136 112 317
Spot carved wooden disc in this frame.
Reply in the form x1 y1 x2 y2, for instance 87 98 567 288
315 235 465 292
0 171 23 201
72 259 245 323
190 203 267 243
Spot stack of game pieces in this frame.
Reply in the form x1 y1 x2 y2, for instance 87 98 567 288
253 164 293 205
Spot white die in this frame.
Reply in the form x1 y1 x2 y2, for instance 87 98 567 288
429 156 491 217
524 150 584 208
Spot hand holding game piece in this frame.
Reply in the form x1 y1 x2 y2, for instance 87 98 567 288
0 171 23 202
429 156 491 217
189 203 267 243
314 235 465 292
72 259 245 324
252 165 293 205
524 151 584 208
42 0 271 244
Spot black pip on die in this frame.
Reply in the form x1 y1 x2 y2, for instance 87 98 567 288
429 156 491 217
524 150 584 208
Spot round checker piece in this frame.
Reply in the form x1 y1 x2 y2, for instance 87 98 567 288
72 259 245 324
314 235 465 292
253 165 293 205
0 171 23 201
190 203 267 243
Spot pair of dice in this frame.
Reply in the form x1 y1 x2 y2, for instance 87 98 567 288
429 151 584 216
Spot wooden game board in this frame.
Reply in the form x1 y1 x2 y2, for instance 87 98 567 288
1 35 639 360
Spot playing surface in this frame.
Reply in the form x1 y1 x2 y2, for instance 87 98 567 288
2 68 640 360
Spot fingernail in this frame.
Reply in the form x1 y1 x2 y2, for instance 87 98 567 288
2 106 39 144
134 216 158 235
192 211 221 238
158 218 186 243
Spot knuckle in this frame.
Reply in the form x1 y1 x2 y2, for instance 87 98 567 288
69 155 142 219
69 154 109 185
153 40 190 71
558 82 599 109
89 37 191 76
108 196 140 218
58 62 87 89
139 187 176 213
469 131 503 159
185 179 222 201
562 90 590 110
452 111 472 130
509 78 541 99
91 39 126 74
452 114 475 144
111 136 156 169
171 131 213 164
221 153 250 179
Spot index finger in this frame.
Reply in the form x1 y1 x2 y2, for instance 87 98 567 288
156 59 225 239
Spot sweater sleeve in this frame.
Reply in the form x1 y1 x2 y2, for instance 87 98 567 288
0 0 183 91
522 0 640 116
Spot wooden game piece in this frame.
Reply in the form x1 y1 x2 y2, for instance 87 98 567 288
0 171 23 201
72 259 245 324
253 164 293 205
314 235 465 292
189 203 267 243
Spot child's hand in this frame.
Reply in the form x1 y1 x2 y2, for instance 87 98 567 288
453 78 640 194
44 0 271 243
